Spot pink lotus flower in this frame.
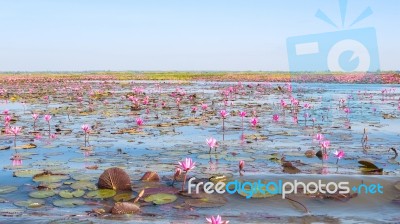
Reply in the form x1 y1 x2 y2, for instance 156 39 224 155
11 154 22 166
280 99 287 108
320 140 330 149
44 114 52 122
322 153 329 161
191 106 197 112
177 158 196 191
250 117 258 127
206 137 217 154
9 126 21 135
239 111 247 118
334 150 345 160
10 126 21 148
81 124 90 133
201 103 208 111
293 116 298 124
304 103 311 109
272 114 279 122
206 137 217 149
344 107 350 114
3 109 9 115
178 158 196 172
32 114 39 120
136 117 144 126
4 115 12 124
206 215 229 224
219 110 228 119
315 133 324 141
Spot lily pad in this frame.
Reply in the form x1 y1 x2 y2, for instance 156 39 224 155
14 199 45 208
33 171 70 183
0 186 18 194
85 189 116 199
59 190 85 198
113 192 136 202
98 167 132 191
70 181 98 190
111 202 140 214
29 190 56 199
53 198 86 208
144 193 177 205
13 169 43 178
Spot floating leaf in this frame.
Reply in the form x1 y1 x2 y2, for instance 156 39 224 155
53 198 85 208
111 202 140 214
33 171 70 183
113 192 136 202
14 199 45 208
144 193 177 205
140 171 160 182
358 160 383 174
29 190 56 199
70 181 97 191
282 162 301 174
0 186 18 194
141 186 180 197
13 169 43 178
59 190 85 198
38 182 63 190
184 193 227 208
15 143 37 149
98 167 132 191
85 189 116 199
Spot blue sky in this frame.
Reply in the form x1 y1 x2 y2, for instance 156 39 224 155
0 0 398 71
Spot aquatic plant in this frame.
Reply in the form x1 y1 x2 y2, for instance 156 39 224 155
44 114 52 138
81 124 91 147
333 150 345 164
206 137 217 154
177 158 195 191
206 215 229 224
9 126 21 148
219 110 228 130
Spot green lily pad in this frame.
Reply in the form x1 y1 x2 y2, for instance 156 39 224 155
13 169 43 178
71 174 97 181
33 171 70 183
0 186 18 194
14 199 45 208
70 181 97 190
38 182 63 190
224 155 255 162
85 189 116 199
59 190 85 198
29 190 56 199
53 198 86 208
144 193 177 205
113 192 136 202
